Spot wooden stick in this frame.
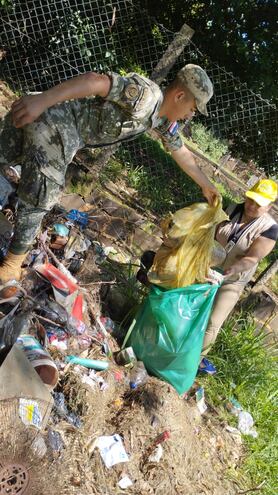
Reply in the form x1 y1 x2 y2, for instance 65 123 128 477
36 314 67 330
238 480 266 494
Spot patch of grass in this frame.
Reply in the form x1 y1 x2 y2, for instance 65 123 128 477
66 172 93 197
189 122 229 163
99 158 124 184
256 245 278 294
95 134 243 216
269 275 277 295
199 312 278 495
117 135 201 214
213 181 242 210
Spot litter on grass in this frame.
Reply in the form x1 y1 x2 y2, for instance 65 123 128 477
96 434 129 468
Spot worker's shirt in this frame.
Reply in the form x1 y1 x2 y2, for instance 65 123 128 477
32 72 184 187
216 202 277 285
82 72 183 151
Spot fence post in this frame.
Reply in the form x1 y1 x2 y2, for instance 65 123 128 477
92 22 194 171
91 143 120 173
251 259 278 291
151 23 194 84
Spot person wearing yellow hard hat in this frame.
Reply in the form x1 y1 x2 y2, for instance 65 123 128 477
245 178 277 206
199 178 277 374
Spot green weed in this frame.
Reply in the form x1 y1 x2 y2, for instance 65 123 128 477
0 0 13 8
189 122 229 163
117 135 201 214
119 64 148 77
67 172 93 197
199 312 278 495
213 181 242 209
256 245 278 295
99 159 124 184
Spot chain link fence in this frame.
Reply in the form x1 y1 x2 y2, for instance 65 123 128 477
1 0 277 213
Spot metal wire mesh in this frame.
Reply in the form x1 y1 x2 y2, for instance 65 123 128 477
1 0 277 213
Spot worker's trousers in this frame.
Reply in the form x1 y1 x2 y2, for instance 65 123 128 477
202 281 245 355
0 108 80 254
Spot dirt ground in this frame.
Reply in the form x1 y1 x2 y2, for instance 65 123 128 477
52 360 243 495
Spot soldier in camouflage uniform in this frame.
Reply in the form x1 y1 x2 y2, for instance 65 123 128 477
0 64 219 282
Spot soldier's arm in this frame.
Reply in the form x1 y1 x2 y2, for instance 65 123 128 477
11 72 111 128
171 145 219 206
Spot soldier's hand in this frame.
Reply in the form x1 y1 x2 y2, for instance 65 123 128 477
202 183 220 206
11 94 48 128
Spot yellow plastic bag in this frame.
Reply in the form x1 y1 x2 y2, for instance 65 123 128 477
148 201 228 289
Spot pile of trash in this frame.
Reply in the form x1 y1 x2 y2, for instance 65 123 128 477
0 81 259 495
0 187 248 495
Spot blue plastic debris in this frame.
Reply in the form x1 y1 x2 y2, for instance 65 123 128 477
53 223 69 237
198 357 217 375
66 210 89 228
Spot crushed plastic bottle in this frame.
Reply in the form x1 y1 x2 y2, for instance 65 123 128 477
99 316 115 333
129 361 148 389
238 411 258 438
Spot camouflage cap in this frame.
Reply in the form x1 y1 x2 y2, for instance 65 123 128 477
177 64 213 116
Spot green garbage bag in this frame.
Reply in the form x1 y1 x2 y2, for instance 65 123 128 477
128 283 219 395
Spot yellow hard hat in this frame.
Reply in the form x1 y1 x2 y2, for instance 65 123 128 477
245 179 278 207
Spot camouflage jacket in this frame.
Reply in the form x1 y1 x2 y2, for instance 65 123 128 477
47 72 183 160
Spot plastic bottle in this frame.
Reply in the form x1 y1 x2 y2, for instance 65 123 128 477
65 355 109 370
129 361 148 389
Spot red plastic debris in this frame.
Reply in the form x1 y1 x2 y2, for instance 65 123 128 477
153 430 171 446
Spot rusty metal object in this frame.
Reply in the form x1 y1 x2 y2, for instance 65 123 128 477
0 462 30 494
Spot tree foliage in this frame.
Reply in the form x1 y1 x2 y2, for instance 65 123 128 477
143 0 277 101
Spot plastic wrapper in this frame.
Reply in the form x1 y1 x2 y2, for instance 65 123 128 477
148 201 228 289
47 428 65 452
66 209 89 228
53 392 82 428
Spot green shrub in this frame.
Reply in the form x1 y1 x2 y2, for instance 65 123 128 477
190 121 229 163
213 181 242 209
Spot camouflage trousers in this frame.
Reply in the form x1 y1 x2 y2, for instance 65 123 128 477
0 109 81 254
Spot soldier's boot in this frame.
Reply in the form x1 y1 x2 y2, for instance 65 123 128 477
0 252 27 283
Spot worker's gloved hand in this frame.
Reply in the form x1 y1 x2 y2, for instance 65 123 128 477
0 252 27 283
11 94 48 128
